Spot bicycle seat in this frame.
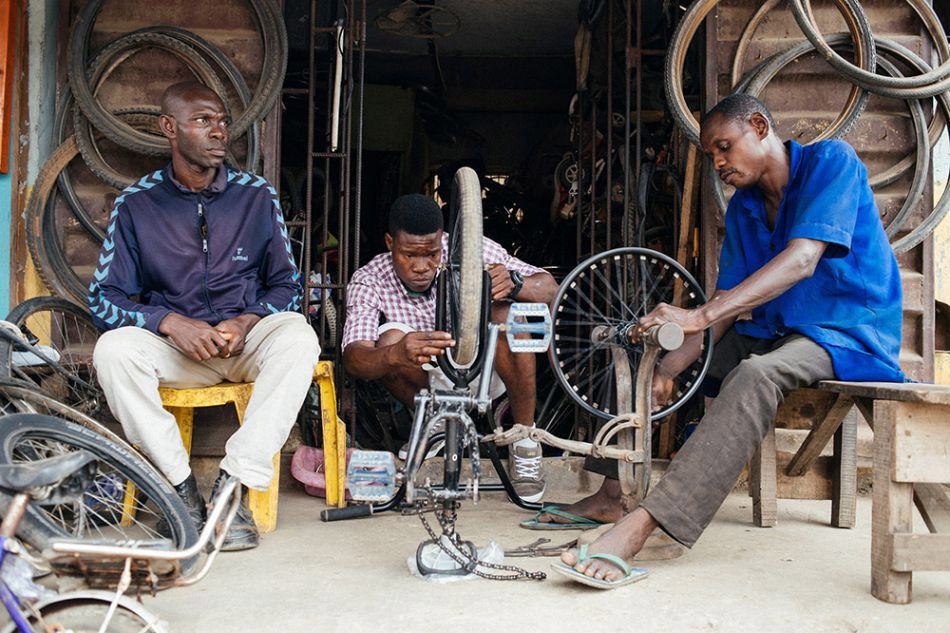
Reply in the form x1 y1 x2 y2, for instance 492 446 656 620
0 450 97 499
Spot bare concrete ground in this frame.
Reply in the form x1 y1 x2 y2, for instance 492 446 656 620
145 482 950 633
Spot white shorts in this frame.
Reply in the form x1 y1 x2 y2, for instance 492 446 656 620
378 322 507 400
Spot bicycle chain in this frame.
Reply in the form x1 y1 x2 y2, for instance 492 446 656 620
417 507 546 581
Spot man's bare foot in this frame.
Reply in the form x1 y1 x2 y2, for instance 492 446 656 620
536 479 624 525
558 507 658 582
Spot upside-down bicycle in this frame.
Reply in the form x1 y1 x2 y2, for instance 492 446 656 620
324 167 711 580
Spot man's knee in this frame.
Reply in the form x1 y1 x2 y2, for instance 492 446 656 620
377 327 407 348
269 315 321 363
93 327 154 372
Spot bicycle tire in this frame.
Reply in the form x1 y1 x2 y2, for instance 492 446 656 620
0 377 132 457
789 0 950 97
67 0 286 155
6 296 104 417
24 136 88 304
0 414 198 552
716 39 930 237
548 247 713 422
446 167 484 366
731 1 944 191
0 593 165 633
665 0 874 146
73 29 231 159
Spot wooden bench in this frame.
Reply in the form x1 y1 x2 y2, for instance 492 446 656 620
754 380 950 604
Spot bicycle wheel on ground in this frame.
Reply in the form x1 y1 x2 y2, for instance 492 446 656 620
0 414 198 551
6 296 104 418
444 167 484 366
0 592 165 633
549 247 712 422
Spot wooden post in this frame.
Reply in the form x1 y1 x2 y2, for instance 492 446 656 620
750 425 777 527
871 401 913 603
0 0 17 174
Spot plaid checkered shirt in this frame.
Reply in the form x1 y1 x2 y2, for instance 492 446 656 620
341 234 543 349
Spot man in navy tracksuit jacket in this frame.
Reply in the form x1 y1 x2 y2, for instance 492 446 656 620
90 82 320 550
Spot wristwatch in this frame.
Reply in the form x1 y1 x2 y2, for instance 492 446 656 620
507 271 525 301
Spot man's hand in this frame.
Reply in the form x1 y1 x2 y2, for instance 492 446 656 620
488 264 515 301
158 313 229 362
632 303 709 342
214 314 261 358
392 331 455 367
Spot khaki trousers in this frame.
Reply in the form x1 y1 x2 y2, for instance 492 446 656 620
93 312 320 490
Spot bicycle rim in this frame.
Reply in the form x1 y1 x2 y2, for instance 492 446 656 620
6 297 104 418
548 247 712 421
0 414 197 551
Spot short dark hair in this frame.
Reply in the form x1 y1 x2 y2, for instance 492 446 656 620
160 81 224 117
702 94 776 130
388 194 443 237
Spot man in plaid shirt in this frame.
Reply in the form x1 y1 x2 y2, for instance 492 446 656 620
342 194 558 501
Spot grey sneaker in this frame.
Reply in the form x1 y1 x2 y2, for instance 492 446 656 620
508 439 545 503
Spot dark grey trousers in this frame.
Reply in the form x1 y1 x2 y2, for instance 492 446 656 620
587 327 834 547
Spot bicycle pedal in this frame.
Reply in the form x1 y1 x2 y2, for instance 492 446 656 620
504 302 552 353
346 450 397 502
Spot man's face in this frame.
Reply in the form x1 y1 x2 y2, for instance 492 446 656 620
700 113 768 190
162 92 230 170
386 230 443 292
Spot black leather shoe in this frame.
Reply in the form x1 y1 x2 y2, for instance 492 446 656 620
158 473 207 539
209 470 260 552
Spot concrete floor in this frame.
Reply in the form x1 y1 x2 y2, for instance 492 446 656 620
142 479 950 633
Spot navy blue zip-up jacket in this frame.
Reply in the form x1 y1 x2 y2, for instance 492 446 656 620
88 164 302 333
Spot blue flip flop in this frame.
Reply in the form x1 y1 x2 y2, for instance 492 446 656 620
519 506 607 531
550 544 649 589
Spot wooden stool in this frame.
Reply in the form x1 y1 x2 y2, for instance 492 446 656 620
158 382 279 533
750 387 858 529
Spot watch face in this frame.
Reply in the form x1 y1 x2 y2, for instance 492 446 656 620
510 271 524 284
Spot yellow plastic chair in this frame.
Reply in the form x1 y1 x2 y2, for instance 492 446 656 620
313 360 347 508
158 382 279 532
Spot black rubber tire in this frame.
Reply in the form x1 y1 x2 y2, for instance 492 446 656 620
716 38 931 239
0 595 159 633
73 29 231 159
67 0 286 155
789 0 950 98
6 296 104 417
24 136 88 304
0 414 198 552
0 377 133 458
665 0 875 146
548 247 713 422
446 167 484 367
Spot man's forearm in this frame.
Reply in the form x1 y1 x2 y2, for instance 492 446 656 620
343 344 399 381
698 238 825 328
515 271 558 305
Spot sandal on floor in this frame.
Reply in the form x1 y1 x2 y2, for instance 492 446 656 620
550 544 649 589
520 506 607 531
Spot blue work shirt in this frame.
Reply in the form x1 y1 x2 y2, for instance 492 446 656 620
717 139 905 382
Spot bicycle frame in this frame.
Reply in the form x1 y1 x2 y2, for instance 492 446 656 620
0 478 241 633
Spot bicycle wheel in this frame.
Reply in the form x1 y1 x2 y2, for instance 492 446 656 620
6 296 104 418
549 247 712 422
0 414 198 551
445 167 484 366
0 592 165 633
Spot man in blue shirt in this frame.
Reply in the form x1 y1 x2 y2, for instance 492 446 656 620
551 94 904 587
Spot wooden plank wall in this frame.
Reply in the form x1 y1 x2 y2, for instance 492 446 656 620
702 0 935 381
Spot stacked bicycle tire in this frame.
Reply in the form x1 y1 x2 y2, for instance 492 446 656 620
664 0 950 254
26 0 288 305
